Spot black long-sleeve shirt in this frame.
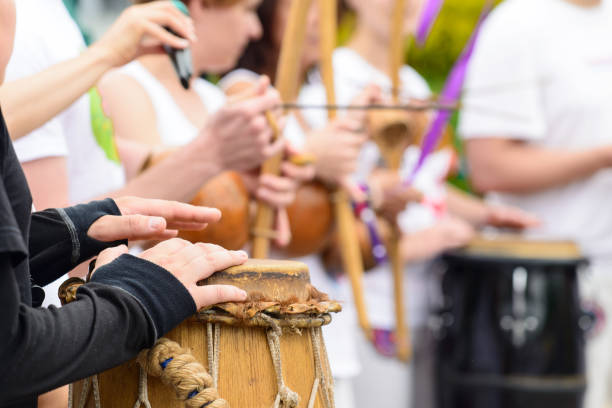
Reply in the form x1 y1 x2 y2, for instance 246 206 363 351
0 109 196 407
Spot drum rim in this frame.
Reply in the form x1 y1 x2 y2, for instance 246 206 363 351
442 251 588 267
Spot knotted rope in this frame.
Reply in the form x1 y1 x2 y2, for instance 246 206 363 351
68 374 101 408
308 328 334 408
135 338 228 408
207 323 221 389
260 314 300 408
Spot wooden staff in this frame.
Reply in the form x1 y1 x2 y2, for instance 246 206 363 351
251 0 313 258
388 0 412 362
319 0 372 339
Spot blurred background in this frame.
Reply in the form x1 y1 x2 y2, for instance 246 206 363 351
66 0 499 191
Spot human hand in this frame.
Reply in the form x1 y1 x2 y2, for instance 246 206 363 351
369 169 423 223
195 76 284 173
402 217 475 262
87 197 222 242
484 205 540 230
139 239 248 309
91 1 196 68
306 117 367 185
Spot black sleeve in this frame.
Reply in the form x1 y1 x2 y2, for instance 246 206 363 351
0 254 196 403
29 198 126 286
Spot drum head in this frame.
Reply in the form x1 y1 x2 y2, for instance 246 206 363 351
444 236 587 267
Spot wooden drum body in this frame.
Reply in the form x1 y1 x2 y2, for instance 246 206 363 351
71 260 340 408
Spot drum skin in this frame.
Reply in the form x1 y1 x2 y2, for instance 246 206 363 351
278 181 334 258
178 171 250 250
435 238 587 408
71 260 336 408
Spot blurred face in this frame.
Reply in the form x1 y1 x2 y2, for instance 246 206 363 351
0 0 16 85
189 0 263 74
272 0 320 74
348 0 426 42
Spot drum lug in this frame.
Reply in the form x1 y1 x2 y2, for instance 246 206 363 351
499 267 541 347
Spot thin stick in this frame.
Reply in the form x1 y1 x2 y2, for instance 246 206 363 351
251 0 313 258
319 0 372 339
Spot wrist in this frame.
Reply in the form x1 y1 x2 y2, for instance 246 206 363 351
184 135 224 181
86 42 120 73
598 146 612 168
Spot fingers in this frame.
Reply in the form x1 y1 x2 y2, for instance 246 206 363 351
94 245 129 271
185 247 248 281
194 285 248 309
274 209 291 247
139 237 191 264
145 4 196 43
141 20 190 51
281 161 316 182
228 75 271 104
256 175 296 208
116 197 222 226
88 214 176 242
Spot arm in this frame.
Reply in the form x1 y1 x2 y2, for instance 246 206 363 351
98 71 164 147
465 138 612 194
28 199 126 287
21 157 70 209
0 253 192 401
0 1 194 140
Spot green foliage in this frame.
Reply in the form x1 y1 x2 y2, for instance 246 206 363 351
407 0 503 90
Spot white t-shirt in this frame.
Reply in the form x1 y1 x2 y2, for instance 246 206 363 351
120 61 226 146
6 0 127 307
459 0 612 262
7 0 126 205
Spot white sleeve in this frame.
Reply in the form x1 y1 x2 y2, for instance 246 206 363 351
13 119 68 163
6 1 69 163
458 4 547 142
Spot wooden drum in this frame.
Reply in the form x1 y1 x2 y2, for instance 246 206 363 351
70 259 341 408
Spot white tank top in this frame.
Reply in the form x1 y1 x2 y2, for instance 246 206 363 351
120 61 226 146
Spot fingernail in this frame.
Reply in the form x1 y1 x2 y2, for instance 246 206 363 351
235 250 248 258
238 289 248 300
149 217 164 230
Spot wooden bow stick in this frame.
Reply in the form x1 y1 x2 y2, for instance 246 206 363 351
251 0 313 258
318 0 372 340
371 0 413 362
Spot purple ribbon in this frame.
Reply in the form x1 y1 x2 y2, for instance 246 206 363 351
408 2 493 183
354 185 388 266
415 0 445 46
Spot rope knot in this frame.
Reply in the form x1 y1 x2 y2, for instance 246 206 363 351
278 385 299 408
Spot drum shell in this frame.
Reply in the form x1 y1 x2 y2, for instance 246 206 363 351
71 320 331 408
435 249 587 408
71 260 336 408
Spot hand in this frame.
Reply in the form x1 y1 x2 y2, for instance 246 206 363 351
87 197 222 242
91 1 196 68
402 217 475 262
139 239 249 309
369 169 423 223
194 76 284 173
484 205 541 230
306 117 367 185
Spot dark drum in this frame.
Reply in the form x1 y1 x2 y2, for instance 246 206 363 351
435 237 588 408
